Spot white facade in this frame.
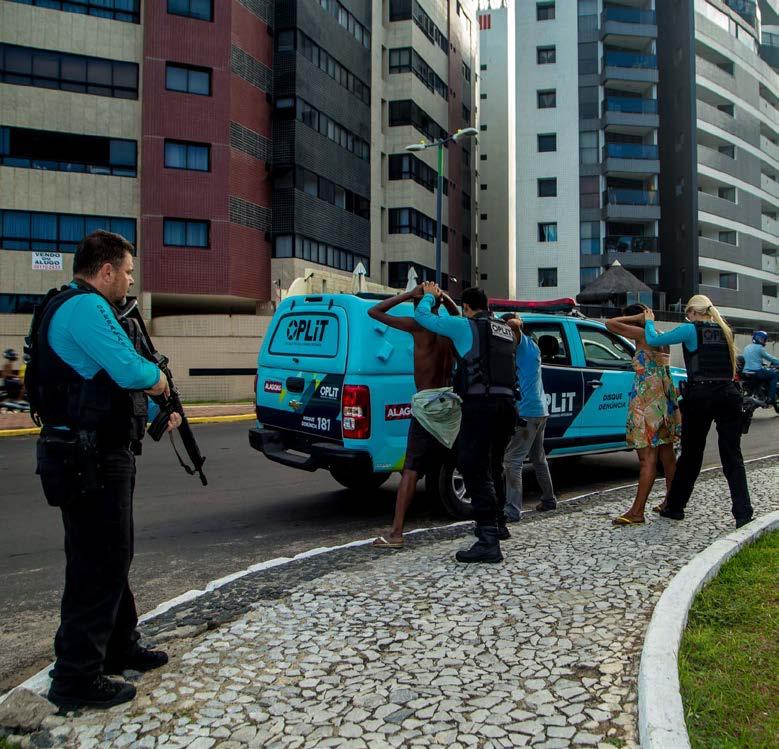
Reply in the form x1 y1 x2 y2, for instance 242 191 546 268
474 2 515 298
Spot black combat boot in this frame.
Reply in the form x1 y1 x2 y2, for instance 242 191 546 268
48 675 136 710
456 525 503 563
104 645 169 675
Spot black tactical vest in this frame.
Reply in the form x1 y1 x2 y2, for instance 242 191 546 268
454 313 517 398
30 285 147 446
682 321 733 383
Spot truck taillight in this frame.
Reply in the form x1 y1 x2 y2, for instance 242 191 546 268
342 385 371 439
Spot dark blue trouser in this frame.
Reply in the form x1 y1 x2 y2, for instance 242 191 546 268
747 368 778 403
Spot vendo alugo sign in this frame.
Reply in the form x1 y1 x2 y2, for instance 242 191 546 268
32 252 63 271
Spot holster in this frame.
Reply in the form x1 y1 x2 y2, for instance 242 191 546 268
36 429 104 507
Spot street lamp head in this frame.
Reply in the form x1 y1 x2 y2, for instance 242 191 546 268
452 127 479 141
405 142 428 152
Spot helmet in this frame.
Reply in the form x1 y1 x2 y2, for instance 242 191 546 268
3 348 18 361
752 330 768 345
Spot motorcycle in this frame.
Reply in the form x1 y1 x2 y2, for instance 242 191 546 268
735 356 778 432
0 377 30 413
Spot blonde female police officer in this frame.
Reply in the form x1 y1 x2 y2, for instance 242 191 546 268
643 295 753 528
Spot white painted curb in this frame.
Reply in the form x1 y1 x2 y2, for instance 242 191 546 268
638 510 779 749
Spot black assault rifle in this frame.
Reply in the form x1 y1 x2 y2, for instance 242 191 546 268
117 299 208 486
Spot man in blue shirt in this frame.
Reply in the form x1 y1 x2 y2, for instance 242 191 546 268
742 330 779 404
502 315 557 521
415 283 517 563
32 231 180 710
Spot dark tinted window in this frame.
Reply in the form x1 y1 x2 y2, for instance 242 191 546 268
167 0 213 20
166 63 212 96
6 0 139 23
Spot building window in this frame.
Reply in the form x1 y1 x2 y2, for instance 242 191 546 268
480 273 488 280
717 103 734 116
0 210 135 253
537 46 556 64
298 32 370 105
273 235 369 274
480 64 487 71
538 133 557 152
167 0 213 21
719 144 735 158
462 105 471 122
717 186 736 202
0 126 137 177
480 183 487 190
292 166 370 218
579 176 599 208
164 140 210 171
163 219 209 247
166 63 211 96
480 154 487 161
480 125 487 132
480 213 488 220
480 243 488 250
538 222 558 242
578 85 598 119
536 2 555 21
579 131 598 164
389 208 448 244
389 100 448 143
718 230 737 245
6 0 140 23
462 62 472 82
388 153 447 194
538 178 557 197
295 99 371 161
538 267 558 287
580 220 601 255
389 0 448 52
318 0 371 48
388 48 447 100
537 89 556 109
719 272 738 289
480 93 487 100
0 44 139 99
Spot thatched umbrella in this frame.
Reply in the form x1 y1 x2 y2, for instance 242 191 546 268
576 261 652 305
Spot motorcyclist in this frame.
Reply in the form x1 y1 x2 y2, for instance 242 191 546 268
742 331 779 405
2 348 23 402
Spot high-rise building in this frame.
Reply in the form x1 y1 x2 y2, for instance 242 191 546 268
477 0 778 324
376 0 479 295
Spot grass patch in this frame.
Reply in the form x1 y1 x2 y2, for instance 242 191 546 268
679 530 778 749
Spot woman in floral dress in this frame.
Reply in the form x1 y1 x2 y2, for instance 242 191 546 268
605 304 681 524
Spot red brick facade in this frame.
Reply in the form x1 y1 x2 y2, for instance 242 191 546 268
141 0 272 306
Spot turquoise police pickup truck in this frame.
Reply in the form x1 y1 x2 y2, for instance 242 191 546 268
249 293 686 518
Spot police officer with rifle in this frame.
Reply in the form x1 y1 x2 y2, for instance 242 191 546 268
25 230 195 709
643 294 753 528
415 283 517 563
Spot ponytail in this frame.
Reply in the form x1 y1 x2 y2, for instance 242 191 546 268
685 294 736 376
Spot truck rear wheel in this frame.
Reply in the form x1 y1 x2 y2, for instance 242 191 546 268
426 460 473 520
329 466 390 492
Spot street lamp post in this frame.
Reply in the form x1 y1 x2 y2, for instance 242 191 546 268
405 127 478 288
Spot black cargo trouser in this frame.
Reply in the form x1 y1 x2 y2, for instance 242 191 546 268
666 382 753 522
50 448 140 685
458 396 517 527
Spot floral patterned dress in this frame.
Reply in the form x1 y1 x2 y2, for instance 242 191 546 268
625 349 682 449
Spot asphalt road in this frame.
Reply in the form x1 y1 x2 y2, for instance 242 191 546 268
1 413 777 690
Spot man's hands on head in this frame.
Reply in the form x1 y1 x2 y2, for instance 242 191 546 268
410 284 425 299
421 281 441 298
145 369 171 399
643 308 656 322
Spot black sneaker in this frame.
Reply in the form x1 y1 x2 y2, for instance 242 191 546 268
104 646 168 675
659 508 685 521
48 675 136 710
735 516 754 529
535 502 557 512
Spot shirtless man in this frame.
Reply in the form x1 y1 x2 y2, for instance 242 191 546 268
370 284 458 548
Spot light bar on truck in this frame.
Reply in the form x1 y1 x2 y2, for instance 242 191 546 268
489 297 577 314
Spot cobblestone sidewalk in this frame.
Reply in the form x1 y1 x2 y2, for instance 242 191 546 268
22 461 779 749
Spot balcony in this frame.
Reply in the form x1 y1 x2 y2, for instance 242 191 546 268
762 173 779 199
602 142 660 176
760 135 779 164
764 295 779 314
602 187 661 220
763 214 779 237
602 51 659 86
601 6 657 42
602 97 659 131
697 192 743 225
763 253 779 274
604 236 660 267
696 57 737 97
759 98 779 127
697 99 752 142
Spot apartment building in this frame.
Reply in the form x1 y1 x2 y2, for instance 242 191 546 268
0 0 143 314
375 0 479 295
659 0 779 323
478 0 778 324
